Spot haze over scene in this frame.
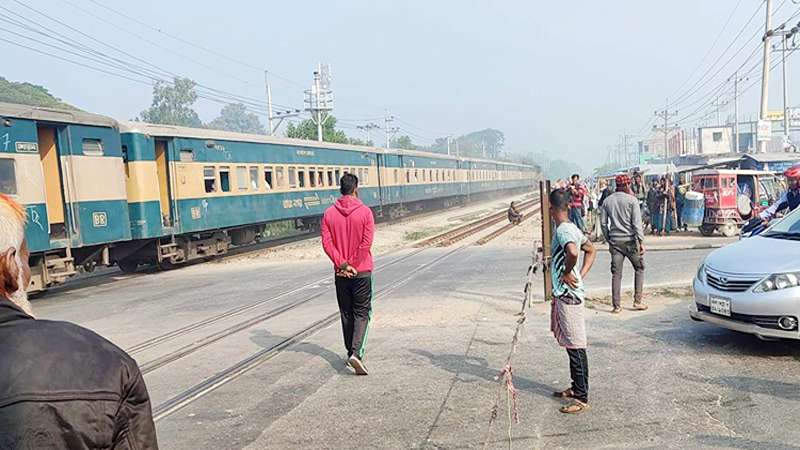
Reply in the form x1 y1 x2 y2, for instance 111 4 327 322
2 0 797 173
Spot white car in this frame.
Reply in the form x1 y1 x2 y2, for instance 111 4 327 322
691 206 800 340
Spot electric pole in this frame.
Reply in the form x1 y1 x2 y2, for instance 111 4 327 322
384 111 399 148
304 63 334 142
356 123 380 145
655 99 679 162
711 96 727 126
265 70 274 136
773 24 798 148
758 0 774 153
621 130 634 166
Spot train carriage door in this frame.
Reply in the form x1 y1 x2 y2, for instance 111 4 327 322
36 125 67 239
154 140 173 227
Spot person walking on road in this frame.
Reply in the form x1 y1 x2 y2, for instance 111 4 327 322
0 194 159 449
548 189 597 415
568 174 587 232
321 173 375 375
600 174 647 314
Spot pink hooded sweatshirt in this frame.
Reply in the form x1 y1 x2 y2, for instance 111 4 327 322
321 195 375 274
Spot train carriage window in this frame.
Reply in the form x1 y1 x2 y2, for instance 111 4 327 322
219 166 231 192
81 138 104 156
180 149 194 162
0 159 17 195
288 167 297 188
298 169 306 188
236 166 249 191
394 169 399 184
317 170 325 187
406 170 411 184
203 166 217 193
264 166 273 190
249 167 259 190
327 170 334 187
363 168 369 185
275 167 284 188
334 169 341 186
309 167 317 187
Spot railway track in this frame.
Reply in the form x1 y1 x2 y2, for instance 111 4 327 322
414 197 539 247
44 194 533 297
475 203 542 245
139 195 541 421
152 243 467 422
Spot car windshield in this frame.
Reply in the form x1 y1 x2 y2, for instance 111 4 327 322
763 206 800 238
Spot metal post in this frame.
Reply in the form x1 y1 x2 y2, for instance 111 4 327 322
758 0 774 153
782 34 790 146
539 180 553 302
734 71 740 153
264 70 274 136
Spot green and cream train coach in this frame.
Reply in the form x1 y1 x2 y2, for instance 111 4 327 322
0 103 539 291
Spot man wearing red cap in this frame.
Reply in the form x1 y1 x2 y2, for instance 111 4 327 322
600 174 647 313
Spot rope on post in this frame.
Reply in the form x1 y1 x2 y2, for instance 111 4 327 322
482 242 545 450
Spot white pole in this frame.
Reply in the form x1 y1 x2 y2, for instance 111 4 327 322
758 0 774 153
265 70 274 136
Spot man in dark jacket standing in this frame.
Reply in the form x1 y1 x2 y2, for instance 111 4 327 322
0 194 158 449
600 175 648 314
321 173 375 375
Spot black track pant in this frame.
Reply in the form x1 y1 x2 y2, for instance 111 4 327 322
566 348 589 403
335 275 373 360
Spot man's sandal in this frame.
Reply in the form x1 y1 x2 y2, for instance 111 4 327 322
559 400 590 414
552 388 576 399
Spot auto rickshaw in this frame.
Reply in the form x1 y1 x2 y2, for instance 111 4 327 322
691 169 782 237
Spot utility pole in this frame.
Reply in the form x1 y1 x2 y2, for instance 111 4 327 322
711 96 727 126
655 99 679 162
264 70 274 136
356 123 380 145
383 111 399 148
446 135 452 155
758 0 774 153
732 71 740 153
304 63 334 142
775 25 798 147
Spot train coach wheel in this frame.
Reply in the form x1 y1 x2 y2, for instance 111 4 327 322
116 259 139 274
157 260 177 271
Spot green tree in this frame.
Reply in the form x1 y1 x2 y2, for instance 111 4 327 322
139 77 201 127
206 103 265 134
0 77 78 110
428 129 505 158
391 135 416 150
285 116 349 143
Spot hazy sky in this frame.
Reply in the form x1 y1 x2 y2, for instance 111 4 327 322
2 0 798 170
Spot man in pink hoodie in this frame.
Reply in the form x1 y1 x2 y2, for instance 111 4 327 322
321 172 375 375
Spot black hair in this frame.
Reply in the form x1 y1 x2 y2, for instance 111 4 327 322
571 173 580 180
549 188 571 211
340 173 359 195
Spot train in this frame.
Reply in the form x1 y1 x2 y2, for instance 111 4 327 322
0 102 539 292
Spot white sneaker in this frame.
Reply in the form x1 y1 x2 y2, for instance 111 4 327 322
348 355 368 375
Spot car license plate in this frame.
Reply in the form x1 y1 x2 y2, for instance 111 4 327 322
709 295 731 317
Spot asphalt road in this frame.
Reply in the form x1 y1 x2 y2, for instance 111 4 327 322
32 234 797 449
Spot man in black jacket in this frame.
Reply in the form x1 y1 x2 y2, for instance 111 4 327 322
0 194 158 449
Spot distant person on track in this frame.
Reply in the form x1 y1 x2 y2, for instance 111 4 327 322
321 173 375 376
0 194 158 449
508 201 523 225
568 174 587 232
600 174 647 314
548 188 597 415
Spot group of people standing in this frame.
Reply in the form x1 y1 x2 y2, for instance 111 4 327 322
598 172 688 236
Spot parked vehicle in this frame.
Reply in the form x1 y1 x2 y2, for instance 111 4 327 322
691 206 800 340
691 169 781 237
